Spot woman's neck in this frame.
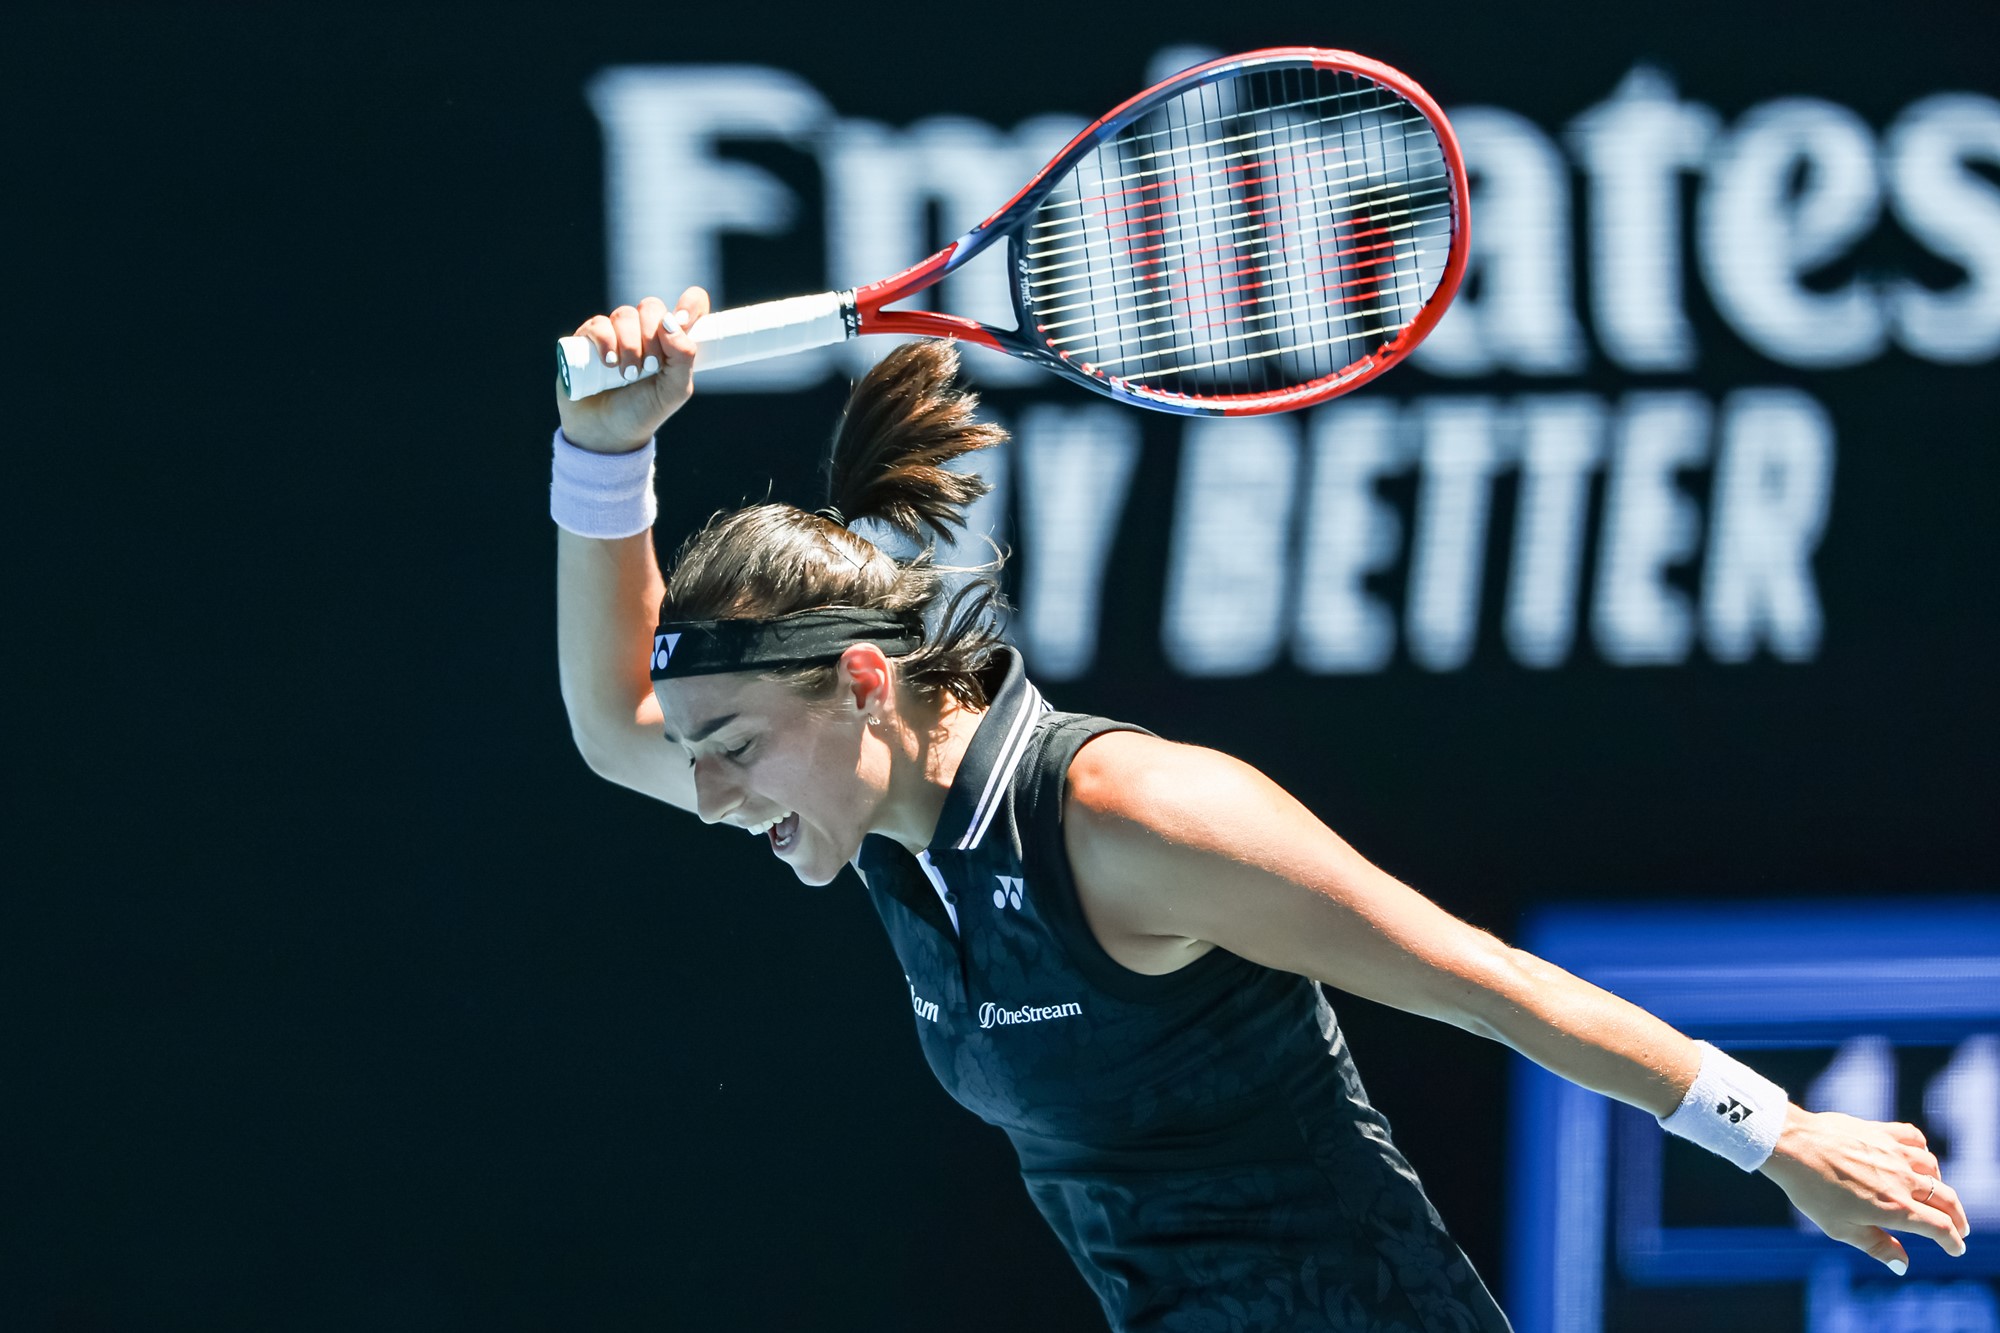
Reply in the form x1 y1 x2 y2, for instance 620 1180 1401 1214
874 691 987 855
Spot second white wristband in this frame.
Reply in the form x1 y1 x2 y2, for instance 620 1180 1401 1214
1657 1040 1790 1171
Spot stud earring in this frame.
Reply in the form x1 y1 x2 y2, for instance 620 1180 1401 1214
867 715 881 727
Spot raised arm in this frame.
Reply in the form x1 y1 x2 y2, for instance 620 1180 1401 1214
1062 731 1973 1275
552 289 710 813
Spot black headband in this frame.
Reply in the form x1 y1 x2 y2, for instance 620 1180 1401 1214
649 608 925 681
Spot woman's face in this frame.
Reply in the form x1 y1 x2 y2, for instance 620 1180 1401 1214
654 668 887 886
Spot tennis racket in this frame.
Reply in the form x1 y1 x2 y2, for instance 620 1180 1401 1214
557 46 1468 417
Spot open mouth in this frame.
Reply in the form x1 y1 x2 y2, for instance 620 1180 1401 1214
761 812 800 854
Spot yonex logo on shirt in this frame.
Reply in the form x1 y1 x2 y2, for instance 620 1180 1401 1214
978 999 1082 1029
993 876 1025 909
652 632 681 671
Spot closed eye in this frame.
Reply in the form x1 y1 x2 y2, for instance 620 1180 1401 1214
680 740 753 769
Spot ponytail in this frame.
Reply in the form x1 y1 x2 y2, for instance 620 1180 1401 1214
826 340 1005 543
658 340 1010 708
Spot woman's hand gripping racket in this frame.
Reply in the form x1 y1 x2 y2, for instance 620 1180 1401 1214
558 46 1468 417
556 289 709 454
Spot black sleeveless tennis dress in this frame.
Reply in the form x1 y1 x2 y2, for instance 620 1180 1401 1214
854 649 1513 1333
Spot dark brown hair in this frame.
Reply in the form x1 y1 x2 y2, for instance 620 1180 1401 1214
658 340 1010 708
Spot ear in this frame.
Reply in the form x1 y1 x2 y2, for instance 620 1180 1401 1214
836 643 894 721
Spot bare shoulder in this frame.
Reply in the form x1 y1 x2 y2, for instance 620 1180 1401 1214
1064 729 1172 817
1059 731 1280 975
1058 731 1516 1019
1064 730 1298 847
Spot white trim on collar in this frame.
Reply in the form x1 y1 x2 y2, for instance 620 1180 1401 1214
956 683 1049 852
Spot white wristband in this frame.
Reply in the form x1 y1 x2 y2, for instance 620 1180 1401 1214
1657 1040 1790 1171
550 428 657 538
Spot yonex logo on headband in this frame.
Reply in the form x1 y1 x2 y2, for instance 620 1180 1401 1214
652 633 681 671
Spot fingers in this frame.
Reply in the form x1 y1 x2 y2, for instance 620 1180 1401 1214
1835 1222 1911 1275
1911 1172 1972 1254
654 286 708 365
573 313 618 368
1912 1200 1970 1257
1897 1126 1971 1252
571 307 646 382
572 299 697 386
1867 1120 1971 1255
1888 1121 1928 1149
608 305 646 383
636 296 678 376
654 302 696 365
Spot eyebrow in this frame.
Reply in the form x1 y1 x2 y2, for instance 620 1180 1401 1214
661 713 739 746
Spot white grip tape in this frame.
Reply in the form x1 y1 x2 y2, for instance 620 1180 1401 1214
1657 1040 1790 1171
556 292 853 400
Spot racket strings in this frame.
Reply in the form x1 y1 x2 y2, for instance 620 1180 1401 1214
1032 237 1421 328
1018 64 1452 401
1022 182 1448 293
1032 244 1424 338
1022 162 1447 263
1036 103 1432 207
1033 235 1430 335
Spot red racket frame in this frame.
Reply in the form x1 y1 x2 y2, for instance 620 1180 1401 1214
849 46 1470 416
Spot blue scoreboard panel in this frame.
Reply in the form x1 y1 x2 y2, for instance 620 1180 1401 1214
1506 900 2000 1333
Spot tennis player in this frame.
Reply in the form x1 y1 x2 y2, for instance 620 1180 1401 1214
550 290 1970 1332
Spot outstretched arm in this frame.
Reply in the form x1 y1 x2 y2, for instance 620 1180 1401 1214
1062 731 1973 1274
553 290 710 813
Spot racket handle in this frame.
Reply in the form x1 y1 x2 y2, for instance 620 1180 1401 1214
556 291 856 400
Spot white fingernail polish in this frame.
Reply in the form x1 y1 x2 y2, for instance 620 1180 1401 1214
642 355 659 374
621 365 638 382
1888 1259 1907 1276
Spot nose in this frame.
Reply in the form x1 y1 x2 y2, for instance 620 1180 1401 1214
690 755 743 826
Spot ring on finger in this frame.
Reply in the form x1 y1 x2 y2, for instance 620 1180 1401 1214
1919 1175 1938 1205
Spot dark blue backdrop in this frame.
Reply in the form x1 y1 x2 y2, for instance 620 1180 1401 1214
13 4 1997 1330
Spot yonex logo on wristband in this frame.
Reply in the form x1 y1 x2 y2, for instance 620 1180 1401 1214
1660 1042 1787 1172
652 633 681 671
